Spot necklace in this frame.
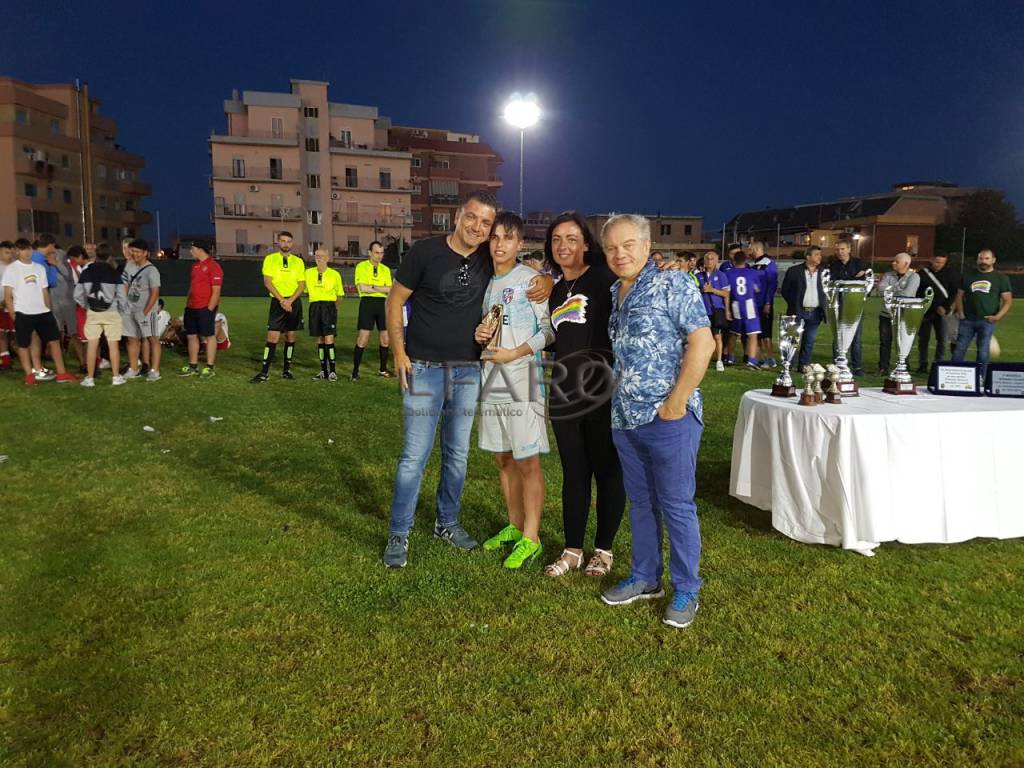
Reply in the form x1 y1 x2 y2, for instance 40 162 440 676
563 265 589 295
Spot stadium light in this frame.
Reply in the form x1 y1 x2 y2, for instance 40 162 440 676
503 93 541 216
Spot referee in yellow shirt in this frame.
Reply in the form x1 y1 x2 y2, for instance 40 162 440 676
352 240 393 380
306 248 344 381
252 231 306 383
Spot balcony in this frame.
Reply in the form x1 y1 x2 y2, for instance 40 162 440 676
213 205 301 221
209 130 299 146
117 179 153 195
426 166 461 179
216 242 265 259
429 194 459 206
122 210 153 225
212 166 300 183
332 211 412 228
13 157 62 179
329 177 414 193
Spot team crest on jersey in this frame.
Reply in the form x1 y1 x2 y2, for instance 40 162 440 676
502 287 515 304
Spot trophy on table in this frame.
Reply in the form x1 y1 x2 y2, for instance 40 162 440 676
799 364 822 406
811 363 826 403
824 364 843 404
771 315 805 398
883 286 934 395
822 267 874 397
480 304 503 358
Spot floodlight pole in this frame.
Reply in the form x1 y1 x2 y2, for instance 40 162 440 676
518 129 525 217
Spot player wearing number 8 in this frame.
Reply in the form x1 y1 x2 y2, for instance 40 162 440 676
724 250 765 369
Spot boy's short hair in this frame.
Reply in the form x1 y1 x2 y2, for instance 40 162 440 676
158 298 165 308
37 233 57 248
14 238 32 250
0 240 14 249
129 238 150 252
732 250 748 265
96 243 112 261
491 211 524 239
192 239 214 256
67 245 86 260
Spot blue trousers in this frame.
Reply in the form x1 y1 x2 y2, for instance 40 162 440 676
612 414 704 593
388 362 481 536
952 319 995 376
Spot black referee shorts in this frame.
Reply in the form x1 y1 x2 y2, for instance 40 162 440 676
760 303 775 341
267 297 304 332
709 308 728 334
308 301 338 337
357 296 387 331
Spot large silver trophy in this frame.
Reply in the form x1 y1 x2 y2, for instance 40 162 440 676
883 286 934 395
821 267 874 397
771 315 805 397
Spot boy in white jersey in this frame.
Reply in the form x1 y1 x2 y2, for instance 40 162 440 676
475 212 555 570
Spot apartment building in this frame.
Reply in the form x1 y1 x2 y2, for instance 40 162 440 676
0 77 152 243
210 80 412 261
387 126 502 241
585 213 704 252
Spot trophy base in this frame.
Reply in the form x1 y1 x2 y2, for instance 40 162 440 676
825 391 843 404
835 380 860 397
771 384 796 398
799 392 817 406
814 392 824 404
883 378 917 395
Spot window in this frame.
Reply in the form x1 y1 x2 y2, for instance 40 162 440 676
98 194 107 209
431 158 450 169
411 183 421 195
64 223 73 237
660 224 672 236
270 157 282 180
411 157 422 168
271 193 283 217
380 203 392 222
429 179 458 200
231 157 245 178
337 129 352 148
50 119 61 135
61 154 69 169
309 240 322 255
347 237 360 257
684 224 693 236
308 210 323 225
15 110 28 125
63 189 72 204
379 170 391 190
113 199 121 211
215 196 226 214
307 174 321 188
24 183 37 198
233 192 246 215
906 234 919 255
271 117 283 138
345 167 358 188
304 106 319 118
432 211 451 230
97 163 107 179
345 202 358 222
100 226 109 239
126 199 136 211
413 210 423 223
46 186 54 200
305 137 320 152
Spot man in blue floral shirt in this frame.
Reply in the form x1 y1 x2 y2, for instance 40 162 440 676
599 214 715 629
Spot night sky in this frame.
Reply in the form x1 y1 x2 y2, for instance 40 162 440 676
4 0 1023 244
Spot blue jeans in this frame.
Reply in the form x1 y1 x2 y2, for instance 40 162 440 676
952 319 995 374
388 361 481 536
612 414 704 593
797 310 823 370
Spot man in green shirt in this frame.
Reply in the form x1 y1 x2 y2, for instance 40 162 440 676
952 248 1013 374
252 231 306 383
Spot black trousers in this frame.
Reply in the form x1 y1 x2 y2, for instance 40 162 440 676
879 316 893 372
917 311 946 369
550 406 626 551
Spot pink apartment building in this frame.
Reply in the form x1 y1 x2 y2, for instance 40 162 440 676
210 80 412 261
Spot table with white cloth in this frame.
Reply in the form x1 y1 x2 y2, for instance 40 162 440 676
729 388 1024 554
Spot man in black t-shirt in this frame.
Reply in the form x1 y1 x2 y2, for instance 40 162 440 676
381 191 552 568
825 236 867 376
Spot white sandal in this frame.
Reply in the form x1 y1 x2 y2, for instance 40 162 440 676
584 549 614 577
544 549 583 577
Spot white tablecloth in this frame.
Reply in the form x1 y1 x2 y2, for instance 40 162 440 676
729 388 1024 553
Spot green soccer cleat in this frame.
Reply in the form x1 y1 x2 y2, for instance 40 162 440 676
503 537 542 570
482 524 523 552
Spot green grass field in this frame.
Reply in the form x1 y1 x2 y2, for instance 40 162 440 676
2 296 1022 767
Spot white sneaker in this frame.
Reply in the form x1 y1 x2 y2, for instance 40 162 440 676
123 368 140 379
146 370 161 381
98 359 111 370
715 361 725 372
111 374 126 386
34 368 55 382
81 376 95 388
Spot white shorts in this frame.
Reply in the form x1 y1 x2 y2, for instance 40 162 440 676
478 401 549 459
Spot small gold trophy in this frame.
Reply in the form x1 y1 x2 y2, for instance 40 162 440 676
480 304 503 358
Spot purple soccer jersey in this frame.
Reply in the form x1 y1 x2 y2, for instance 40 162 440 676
726 267 765 335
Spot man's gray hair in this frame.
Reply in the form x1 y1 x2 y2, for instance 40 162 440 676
601 213 651 243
